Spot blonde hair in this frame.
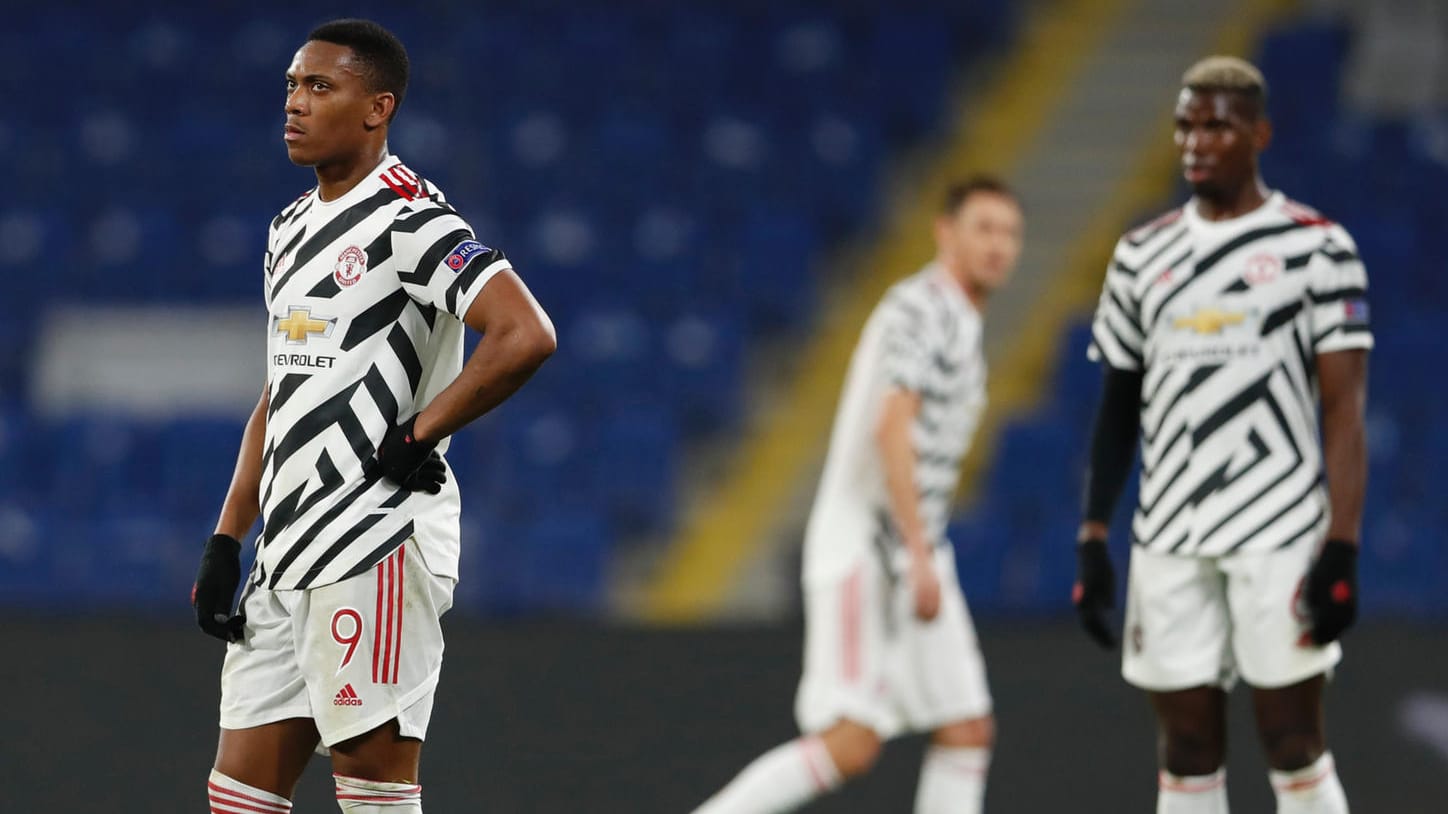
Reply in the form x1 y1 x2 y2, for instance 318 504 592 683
1182 56 1267 100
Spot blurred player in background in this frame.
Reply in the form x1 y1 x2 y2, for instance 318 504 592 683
189 19 555 814
1074 56 1370 813
693 178 1024 814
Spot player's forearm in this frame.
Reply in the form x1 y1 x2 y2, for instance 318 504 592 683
875 394 930 556
1078 366 1143 541
214 388 268 540
1321 375 1368 546
413 317 556 442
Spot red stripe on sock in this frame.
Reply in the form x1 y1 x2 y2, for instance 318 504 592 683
1159 772 1226 793
798 738 831 793
206 782 290 812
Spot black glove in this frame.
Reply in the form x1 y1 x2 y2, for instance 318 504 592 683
370 415 446 494
1305 539 1358 645
192 533 245 642
1073 538 1117 649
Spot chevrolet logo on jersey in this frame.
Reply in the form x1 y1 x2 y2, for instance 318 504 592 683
273 306 337 345
1172 308 1247 335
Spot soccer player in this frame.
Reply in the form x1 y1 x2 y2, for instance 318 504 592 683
189 20 556 814
692 178 1024 814
1074 56 1370 813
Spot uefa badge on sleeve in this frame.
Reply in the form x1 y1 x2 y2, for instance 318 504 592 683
334 245 368 287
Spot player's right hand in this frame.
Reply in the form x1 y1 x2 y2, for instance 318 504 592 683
370 416 447 494
192 533 246 643
908 548 942 622
1073 538 1117 649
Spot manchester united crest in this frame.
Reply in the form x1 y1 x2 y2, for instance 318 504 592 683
334 245 368 287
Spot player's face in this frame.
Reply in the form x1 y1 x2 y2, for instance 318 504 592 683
282 41 389 167
1173 89 1268 198
939 192 1024 293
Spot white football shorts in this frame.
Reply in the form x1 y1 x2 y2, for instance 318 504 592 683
219 538 455 747
1121 542 1341 692
795 545 992 739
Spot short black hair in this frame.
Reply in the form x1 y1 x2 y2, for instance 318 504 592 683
308 19 410 123
941 175 1017 215
1182 56 1267 120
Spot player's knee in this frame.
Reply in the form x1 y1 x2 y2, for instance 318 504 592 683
1259 729 1325 772
932 714 995 750
819 722 883 778
1160 728 1225 776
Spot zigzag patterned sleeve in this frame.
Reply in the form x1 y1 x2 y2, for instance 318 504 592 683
1308 225 1373 355
1088 239 1145 370
393 204 512 321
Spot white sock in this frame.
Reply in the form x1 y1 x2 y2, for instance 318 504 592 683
914 745 990 814
1157 768 1228 814
208 769 292 814
1269 752 1348 814
692 735 843 814
334 773 423 812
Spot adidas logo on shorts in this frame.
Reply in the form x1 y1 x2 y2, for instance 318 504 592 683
333 683 363 707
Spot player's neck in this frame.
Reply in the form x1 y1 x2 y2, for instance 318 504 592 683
1193 176 1270 222
314 144 390 202
941 262 989 311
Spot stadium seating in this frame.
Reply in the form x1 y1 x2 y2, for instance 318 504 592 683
0 0 1018 612
950 17 1448 617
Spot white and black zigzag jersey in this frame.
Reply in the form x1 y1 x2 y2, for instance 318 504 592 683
256 154 510 590
803 265 987 583
1090 191 1372 558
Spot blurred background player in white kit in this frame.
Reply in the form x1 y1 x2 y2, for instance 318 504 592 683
1073 57 1371 813
692 177 1024 814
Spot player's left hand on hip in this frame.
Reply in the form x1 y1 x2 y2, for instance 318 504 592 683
908 549 942 621
1304 539 1358 645
370 415 446 494
192 533 247 643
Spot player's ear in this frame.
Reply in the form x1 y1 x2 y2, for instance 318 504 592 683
1254 115 1272 153
365 92 396 130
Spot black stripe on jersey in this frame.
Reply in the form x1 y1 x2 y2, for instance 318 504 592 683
271 193 314 230
931 350 960 376
262 482 308 545
1140 248 1196 328
386 324 424 392
1313 323 1371 345
270 188 397 301
1223 474 1324 554
272 225 309 277
292 512 387 589
1320 247 1358 264
884 295 927 324
1107 287 1142 337
342 289 414 351
399 228 472 290
446 251 507 314
333 521 415 584
393 207 453 235
306 231 395 299
1195 222 1309 279
1309 286 1366 305
268 373 311 419
1260 301 1304 337
362 362 401 426
1183 428 1269 511
1142 364 1223 443
917 451 959 468
1199 442 1301 549
267 475 379 586
258 438 279 512
1121 225 1190 279
1190 370 1274 448
1125 211 1184 249
381 487 411 509
271 379 363 471
289 449 347 525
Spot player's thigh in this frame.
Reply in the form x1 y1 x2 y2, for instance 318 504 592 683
895 549 992 734
214 717 321 799
1221 544 1341 689
1149 685 1229 771
218 582 315 741
330 717 423 782
795 557 893 737
1122 547 1234 691
298 539 455 750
